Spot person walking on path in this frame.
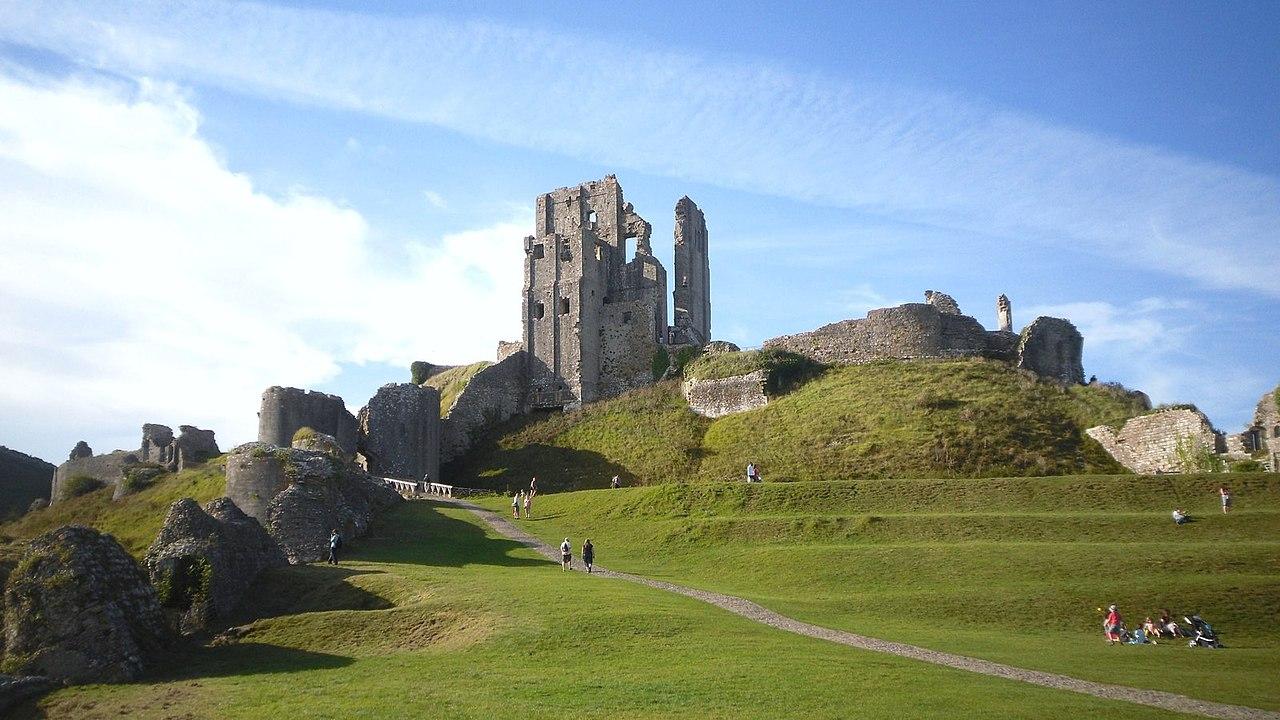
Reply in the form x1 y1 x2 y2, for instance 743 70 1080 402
1104 605 1123 645
582 539 595 574
328 529 342 565
610 475 620 489
560 538 572 571
530 476 538 497
512 491 521 519
1219 485 1232 513
523 491 532 519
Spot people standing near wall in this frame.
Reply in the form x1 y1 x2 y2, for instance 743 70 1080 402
560 538 572 571
583 539 595 574
523 490 532 519
1219 485 1232 513
512 491 521 519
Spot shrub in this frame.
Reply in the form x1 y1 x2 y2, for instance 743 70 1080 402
60 474 104 499
410 361 431 385
1230 459 1263 473
292 426 318 443
1175 435 1224 473
651 345 671 381
122 464 166 493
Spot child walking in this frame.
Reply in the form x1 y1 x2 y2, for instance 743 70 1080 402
560 538 572 571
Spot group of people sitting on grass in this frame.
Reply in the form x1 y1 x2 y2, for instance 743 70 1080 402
1102 605 1222 647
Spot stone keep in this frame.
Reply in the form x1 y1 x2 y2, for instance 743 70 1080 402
258 386 359 455
358 383 441 481
521 175 710 409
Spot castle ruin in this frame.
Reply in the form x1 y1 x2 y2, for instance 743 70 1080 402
521 175 710 409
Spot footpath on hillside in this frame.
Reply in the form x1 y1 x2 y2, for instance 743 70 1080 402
439 497 1279 720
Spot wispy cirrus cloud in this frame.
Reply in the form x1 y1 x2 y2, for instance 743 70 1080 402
0 0 1276 297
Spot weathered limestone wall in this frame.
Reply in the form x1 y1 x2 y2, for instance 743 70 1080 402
223 443 289 523
258 386 358 455
357 383 441 482
764 302 994 365
682 370 769 418
1086 408 1220 474
600 296 663 399
440 351 528 465
51 450 136 502
1016 317 1085 384
496 340 523 362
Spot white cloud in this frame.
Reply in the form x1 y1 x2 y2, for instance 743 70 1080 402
0 70 524 459
423 190 447 209
839 284 912 316
0 0 1275 297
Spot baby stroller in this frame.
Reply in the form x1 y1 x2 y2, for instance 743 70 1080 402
1184 615 1223 648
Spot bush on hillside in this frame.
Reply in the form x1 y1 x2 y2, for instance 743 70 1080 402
121 464 166 493
292 426 318 443
61 475 104 499
1230 459 1264 473
685 348 825 396
410 361 431 385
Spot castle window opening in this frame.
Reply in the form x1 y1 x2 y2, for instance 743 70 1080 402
622 311 632 324
595 244 602 261
588 209 598 228
623 235 633 261
559 297 570 315
681 275 689 287
533 243 545 259
533 302 545 319
560 239 571 260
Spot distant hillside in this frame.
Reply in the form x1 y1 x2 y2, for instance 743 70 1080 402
0 446 54 520
446 358 1149 491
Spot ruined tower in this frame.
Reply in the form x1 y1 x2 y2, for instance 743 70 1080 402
522 176 669 409
997 294 1013 333
671 197 711 346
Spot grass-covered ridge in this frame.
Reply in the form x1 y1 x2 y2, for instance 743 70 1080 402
0 460 226 557
482 472 1280 711
20 501 1198 719
449 358 1150 490
424 361 491 417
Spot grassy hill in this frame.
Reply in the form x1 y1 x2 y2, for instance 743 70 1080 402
447 358 1149 491
424 361 491 416
482 472 1280 711
19 501 1193 719
0 460 226 557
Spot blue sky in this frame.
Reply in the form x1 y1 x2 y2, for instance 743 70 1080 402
0 0 1276 463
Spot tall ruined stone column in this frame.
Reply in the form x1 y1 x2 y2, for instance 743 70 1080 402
357 383 441 482
997 294 1013 333
672 196 710 346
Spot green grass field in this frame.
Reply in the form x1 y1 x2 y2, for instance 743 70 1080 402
17 502 1195 719
479 473 1280 711
448 359 1149 492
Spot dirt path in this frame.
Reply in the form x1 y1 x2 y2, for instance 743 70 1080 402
443 498 1280 720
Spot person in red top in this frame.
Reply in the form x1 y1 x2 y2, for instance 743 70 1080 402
1104 604 1123 645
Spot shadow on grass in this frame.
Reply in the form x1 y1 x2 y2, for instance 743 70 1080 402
349 501 549 568
164 641 355 680
444 442 639 493
229 565 395 625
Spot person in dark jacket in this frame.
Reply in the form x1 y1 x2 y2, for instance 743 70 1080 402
582 539 595 574
328 529 343 565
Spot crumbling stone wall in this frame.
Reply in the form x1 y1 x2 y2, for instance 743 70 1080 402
357 383 441 482
50 424 220 503
924 290 961 315
1086 408 1221 474
258 386 358 455
682 370 769 418
221 441 400 563
764 301 994 364
600 298 663 399
440 351 527 465
2 525 171 683
145 497 285 634
996 294 1013 333
1016 317 1085 384
51 450 136 503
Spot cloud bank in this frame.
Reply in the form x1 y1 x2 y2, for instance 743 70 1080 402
0 69 523 458
2 0 1276 297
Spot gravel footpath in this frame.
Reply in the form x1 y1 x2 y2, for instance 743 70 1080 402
444 498 1279 720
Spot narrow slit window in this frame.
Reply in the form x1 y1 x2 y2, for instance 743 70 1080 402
595 244 603 261
533 302 545 319
588 210 598 228
559 297 570 315
532 244 545 259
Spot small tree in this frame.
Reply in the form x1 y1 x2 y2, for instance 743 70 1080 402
1174 434 1223 473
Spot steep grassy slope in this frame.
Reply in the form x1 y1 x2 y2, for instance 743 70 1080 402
448 359 1148 490
0 460 226 557
21 502 1184 719
424 361 491 416
484 472 1280 711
